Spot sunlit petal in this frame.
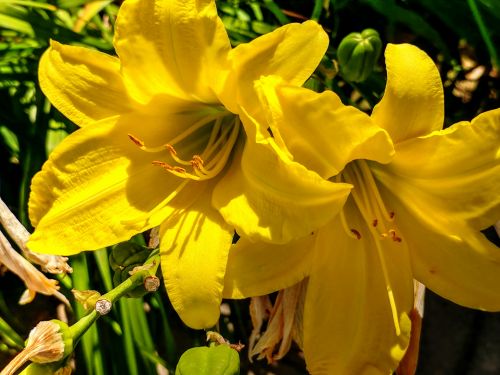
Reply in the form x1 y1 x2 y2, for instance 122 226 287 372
223 235 315 299
39 41 136 127
379 184 500 311
374 109 500 229
114 0 231 104
256 77 394 179
371 44 444 143
160 184 233 329
221 20 328 112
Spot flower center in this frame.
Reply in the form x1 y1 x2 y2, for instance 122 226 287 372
122 111 240 228
128 111 240 182
337 159 403 336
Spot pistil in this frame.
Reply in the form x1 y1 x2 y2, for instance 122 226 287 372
340 160 404 337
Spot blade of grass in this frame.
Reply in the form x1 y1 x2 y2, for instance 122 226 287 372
72 253 106 375
93 248 113 292
467 0 499 69
263 0 290 24
118 298 139 375
150 293 176 368
0 316 23 349
311 0 323 20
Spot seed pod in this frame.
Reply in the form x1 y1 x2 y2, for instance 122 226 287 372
337 28 382 82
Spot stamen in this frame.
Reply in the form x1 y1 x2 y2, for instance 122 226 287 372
195 117 241 181
343 164 402 337
200 119 235 162
335 174 362 240
166 113 224 146
152 161 200 181
373 237 402 336
166 144 193 166
358 160 394 223
128 113 225 154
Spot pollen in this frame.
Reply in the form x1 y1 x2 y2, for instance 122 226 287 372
388 229 402 242
350 229 362 240
128 133 144 147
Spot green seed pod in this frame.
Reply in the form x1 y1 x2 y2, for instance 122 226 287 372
110 243 157 298
175 345 240 375
337 28 382 82
109 242 151 272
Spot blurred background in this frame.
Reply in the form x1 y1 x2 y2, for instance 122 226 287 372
0 0 499 373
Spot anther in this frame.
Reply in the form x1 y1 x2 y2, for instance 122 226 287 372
372 219 378 227
152 160 172 169
389 212 395 219
389 229 402 242
192 155 204 166
350 229 362 240
172 166 186 173
128 134 144 147
166 144 177 155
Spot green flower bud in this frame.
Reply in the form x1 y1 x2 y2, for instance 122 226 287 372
109 242 153 297
337 28 382 82
175 345 240 375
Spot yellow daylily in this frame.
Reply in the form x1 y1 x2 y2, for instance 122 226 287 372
27 0 356 329
224 44 500 374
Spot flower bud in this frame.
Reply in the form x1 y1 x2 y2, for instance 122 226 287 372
337 28 382 82
176 344 240 375
109 242 153 297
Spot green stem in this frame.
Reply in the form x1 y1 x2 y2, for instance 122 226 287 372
467 0 499 69
69 311 99 344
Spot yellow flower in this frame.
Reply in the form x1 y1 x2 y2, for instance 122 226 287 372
27 0 355 329
223 44 500 373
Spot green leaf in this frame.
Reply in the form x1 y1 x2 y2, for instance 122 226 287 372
175 345 240 375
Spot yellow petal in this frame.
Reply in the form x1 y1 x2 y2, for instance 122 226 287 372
39 41 136 127
114 0 231 104
374 108 500 230
371 44 444 143
28 99 210 255
159 184 233 329
377 182 500 311
257 77 394 179
213 110 352 244
221 20 328 112
222 235 315 299
303 205 413 374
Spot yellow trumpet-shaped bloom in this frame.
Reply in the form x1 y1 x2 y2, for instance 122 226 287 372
27 0 359 329
224 44 500 373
